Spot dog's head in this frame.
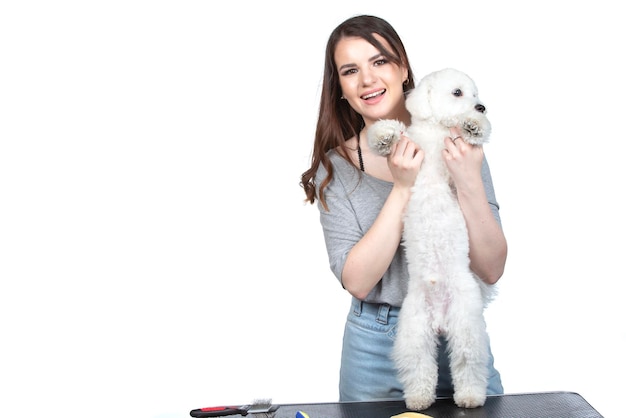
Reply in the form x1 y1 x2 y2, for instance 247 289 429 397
406 68 491 144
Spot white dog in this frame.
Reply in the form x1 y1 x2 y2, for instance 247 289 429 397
367 68 496 410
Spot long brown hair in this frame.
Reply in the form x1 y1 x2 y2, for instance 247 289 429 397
300 15 415 210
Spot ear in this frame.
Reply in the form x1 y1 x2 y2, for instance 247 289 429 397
408 77 432 120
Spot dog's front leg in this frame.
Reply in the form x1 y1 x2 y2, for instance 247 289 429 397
367 119 406 156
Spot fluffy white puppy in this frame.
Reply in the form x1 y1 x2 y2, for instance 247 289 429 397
368 68 496 410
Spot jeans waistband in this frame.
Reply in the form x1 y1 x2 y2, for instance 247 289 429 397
350 298 399 325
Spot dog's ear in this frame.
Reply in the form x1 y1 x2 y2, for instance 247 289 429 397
407 76 433 120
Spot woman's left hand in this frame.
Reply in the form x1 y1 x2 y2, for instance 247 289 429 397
443 127 484 191
443 128 506 285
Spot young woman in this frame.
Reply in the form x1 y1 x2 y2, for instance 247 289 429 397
300 15 507 401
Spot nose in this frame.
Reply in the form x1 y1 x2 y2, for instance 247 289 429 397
475 103 486 113
360 68 377 85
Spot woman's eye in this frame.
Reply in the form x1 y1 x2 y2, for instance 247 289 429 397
453 89 463 97
374 59 388 66
341 68 357 76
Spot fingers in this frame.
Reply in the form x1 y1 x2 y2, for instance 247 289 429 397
443 135 463 156
447 127 463 148
443 133 484 169
388 135 423 188
389 135 423 174
392 134 419 157
449 126 462 138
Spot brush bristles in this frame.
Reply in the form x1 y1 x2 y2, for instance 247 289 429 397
248 398 272 411
246 399 277 417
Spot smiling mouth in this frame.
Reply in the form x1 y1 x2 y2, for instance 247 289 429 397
362 89 386 100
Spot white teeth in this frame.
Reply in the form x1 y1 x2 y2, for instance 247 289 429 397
362 90 384 99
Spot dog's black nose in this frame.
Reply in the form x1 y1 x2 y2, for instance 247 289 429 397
475 104 486 113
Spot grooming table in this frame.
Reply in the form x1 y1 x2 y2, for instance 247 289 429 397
272 391 602 418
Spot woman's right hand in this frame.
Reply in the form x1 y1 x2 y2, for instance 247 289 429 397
387 134 423 189
342 133 421 299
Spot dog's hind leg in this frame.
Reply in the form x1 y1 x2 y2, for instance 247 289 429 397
393 289 439 411
445 275 490 408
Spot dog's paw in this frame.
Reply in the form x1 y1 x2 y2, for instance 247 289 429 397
367 119 406 156
453 387 487 409
461 119 489 145
404 391 436 411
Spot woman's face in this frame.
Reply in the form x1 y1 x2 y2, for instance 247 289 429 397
334 34 408 126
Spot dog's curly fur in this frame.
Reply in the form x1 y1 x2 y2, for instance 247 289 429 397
367 68 496 411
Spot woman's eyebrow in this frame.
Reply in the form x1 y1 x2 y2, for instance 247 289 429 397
338 54 385 72
338 62 357 72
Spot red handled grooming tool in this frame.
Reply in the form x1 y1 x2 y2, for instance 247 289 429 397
190 399 278 417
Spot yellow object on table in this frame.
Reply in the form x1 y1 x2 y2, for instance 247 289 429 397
391 413 433 418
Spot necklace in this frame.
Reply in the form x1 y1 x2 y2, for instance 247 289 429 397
357 131 365 172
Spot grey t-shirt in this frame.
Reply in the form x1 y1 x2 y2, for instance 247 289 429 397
315 149 501 307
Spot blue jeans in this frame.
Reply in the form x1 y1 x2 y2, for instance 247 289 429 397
339 298 503 401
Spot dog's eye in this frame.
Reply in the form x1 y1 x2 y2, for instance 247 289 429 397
453 89 463 97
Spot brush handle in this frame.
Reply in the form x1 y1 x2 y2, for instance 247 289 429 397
190 405 248 417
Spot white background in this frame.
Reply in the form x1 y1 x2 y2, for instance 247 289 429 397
1 1 624 417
